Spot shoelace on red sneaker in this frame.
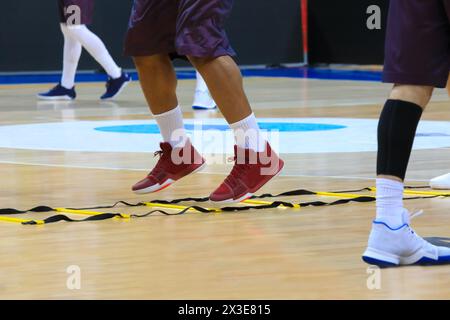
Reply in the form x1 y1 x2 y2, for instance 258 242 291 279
154 150 163 157
147 150 168 177
223 156 252 188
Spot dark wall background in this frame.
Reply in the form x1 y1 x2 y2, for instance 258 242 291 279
228 0 302 66
0 0 302 72
309 0 389 64
0 0 392 72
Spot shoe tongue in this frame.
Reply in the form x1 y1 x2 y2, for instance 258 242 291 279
234 145 261 165
160 142 173 153
234 145 251 161
401 209 411 225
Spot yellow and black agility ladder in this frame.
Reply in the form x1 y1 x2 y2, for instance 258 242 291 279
0 186 449 225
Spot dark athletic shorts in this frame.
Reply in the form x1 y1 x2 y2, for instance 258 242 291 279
124 0 236 59
58 0 94 25
383 0 450 88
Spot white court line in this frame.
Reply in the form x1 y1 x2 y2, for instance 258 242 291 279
0 160 431 182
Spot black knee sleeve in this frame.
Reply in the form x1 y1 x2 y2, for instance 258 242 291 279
376 99 423 180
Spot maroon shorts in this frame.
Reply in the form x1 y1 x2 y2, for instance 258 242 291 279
124 0 236 59
383 0 450 88
58 0 95 25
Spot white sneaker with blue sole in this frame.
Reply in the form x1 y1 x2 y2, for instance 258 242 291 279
362 209 450 267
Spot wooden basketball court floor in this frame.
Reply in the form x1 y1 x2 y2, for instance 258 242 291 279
0 76 449 299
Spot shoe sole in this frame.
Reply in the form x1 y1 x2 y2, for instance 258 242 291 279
37 95 74 101
133 178 175 194
362 247 450 267
209 159 285 204
133 161 206 195
101 79 132 101
192 105 217 110
209 192 253 205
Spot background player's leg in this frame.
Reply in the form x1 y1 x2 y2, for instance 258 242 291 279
37 24 81 100
65 25 131 100
192 71 217 110
60 24 82 89
66 25 121 79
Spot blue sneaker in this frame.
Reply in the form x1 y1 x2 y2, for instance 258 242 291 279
362 209 450 267
37 84 76 100
100 72 131 100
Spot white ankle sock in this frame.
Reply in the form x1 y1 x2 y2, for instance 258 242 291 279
229 113 265 152
376 178 405 227
153 106 188 147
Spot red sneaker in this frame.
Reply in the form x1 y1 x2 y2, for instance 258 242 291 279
132 141 205 194
209 143 284 203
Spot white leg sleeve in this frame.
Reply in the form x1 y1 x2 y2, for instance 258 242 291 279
60 24 82 88
65 24 122 79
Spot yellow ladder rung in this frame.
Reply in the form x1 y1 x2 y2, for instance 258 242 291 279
243 199 301 208
316 191 374 199
369 187 450 197
0 216 44 225
404 190 450 197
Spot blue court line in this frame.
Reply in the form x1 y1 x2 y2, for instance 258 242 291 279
94 122 347 134
243 68 382 82
0 67 382 85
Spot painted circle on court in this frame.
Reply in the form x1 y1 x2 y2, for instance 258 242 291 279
0 118 450 154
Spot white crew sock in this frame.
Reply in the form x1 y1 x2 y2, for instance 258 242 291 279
153 106 188 147
229 113 266 152
195 71 209 92
60 24 82 88
375 178 405 227
63 24 122 79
